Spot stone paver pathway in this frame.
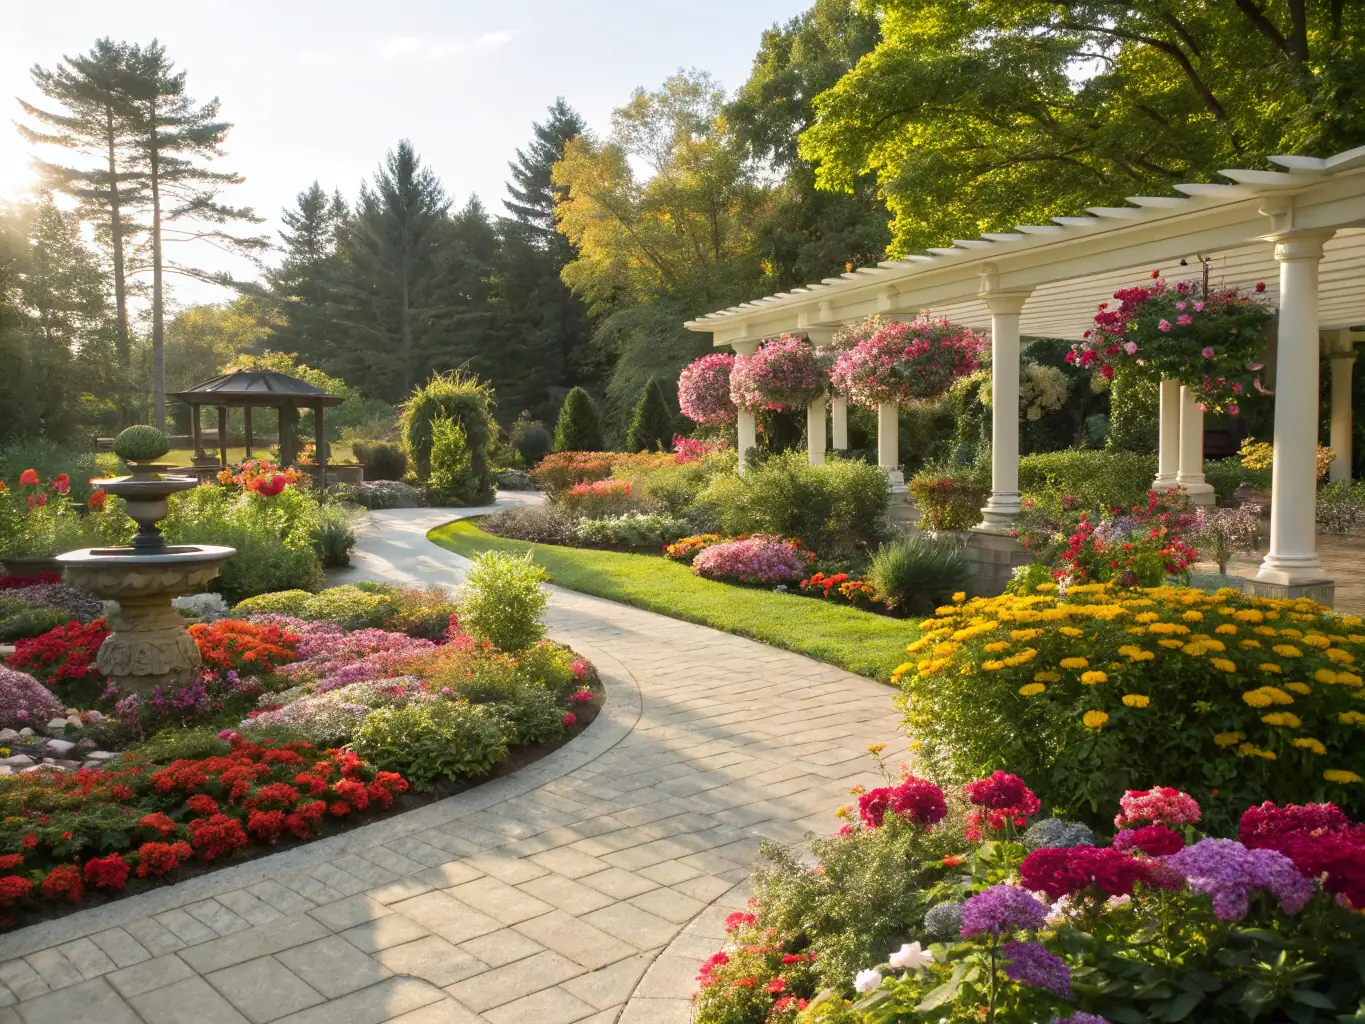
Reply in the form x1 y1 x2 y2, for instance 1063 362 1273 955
0 505 900 1024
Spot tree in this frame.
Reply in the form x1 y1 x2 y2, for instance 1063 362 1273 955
121 39 268 428
16 38 145 369
625 376 675 453
799 1 1365 255
552 386 605 452
728 0 890 288
505 97 586 250
264 182 348 369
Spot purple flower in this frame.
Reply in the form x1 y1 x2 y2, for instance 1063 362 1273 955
1051 1016 1110 1024
1201 346 1215 358
960 884 1047 937
1003 941 1071 996
1165 838 1315 921
0 667 60 730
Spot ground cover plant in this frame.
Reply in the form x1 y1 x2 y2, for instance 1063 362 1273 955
0 558 599 930
692 759 1365 1024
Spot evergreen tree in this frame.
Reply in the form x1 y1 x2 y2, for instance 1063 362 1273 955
336 140 455 401
505 97 585 250
552 386 604 452
625 376 675 453
17 38 145 370
265 182 348 368
121 39 268 428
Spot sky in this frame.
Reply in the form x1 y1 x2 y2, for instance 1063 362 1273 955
2 0 805 306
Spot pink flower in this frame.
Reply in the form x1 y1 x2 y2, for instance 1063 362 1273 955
1201 346 1215 358
1158 320 1172 332
1227 404 1239 415
1175 301 1187 311
1193 301 1205 312
1123 342 1138 355
1255 281 1266 292
1177 315 1192 326
562 712 577 728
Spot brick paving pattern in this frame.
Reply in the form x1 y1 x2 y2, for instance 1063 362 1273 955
0 507 899 1024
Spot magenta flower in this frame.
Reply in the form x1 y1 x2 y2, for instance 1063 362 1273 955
678 353 737 425
1158 320 1172 332
1177 315 1193 326
1123 342 1138 355
1201 346 1215 358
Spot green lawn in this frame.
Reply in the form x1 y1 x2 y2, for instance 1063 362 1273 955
428 519 915 681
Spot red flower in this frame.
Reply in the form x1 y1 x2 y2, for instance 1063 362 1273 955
83 853 130 891
52 473 70 493
1254 281 1266 292
0 875 33 909
39 864 84 904
20 833 38 850
766 978 786 994
725 911 758 933
562 711 577 728
88 489 107 510
187 814 248 862
186 794 220 817
1115 825 1184 856
18 468 39 486
0 854 23 871
135 841 194 878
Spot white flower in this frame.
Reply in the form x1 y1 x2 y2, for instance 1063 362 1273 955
853 969 883 994
888 942 934 971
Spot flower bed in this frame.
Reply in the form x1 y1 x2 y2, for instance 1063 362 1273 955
692 536 816 585
692 759 1365 1024
897 582 1365 833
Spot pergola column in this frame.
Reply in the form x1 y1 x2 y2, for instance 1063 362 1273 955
314 401 328 490
980 288 1031 526
877 403 904 491
806 397 826 466
217 406 228 468
1176 386 1214 505
830 396 848 450
1256 229 1336 590
1152 379 1180 491
732 340 759 475
1329 332 1356 483
191 405 203 460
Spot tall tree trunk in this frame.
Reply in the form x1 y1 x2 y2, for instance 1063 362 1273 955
149 97 165 431
104 103 130 369
401 271 412 396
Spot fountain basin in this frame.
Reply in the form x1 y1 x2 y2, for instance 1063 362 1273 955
58 544 236 696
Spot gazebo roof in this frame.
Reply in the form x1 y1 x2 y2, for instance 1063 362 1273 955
685 144 1365 344
169 370 344 407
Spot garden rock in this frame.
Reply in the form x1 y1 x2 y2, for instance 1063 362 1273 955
46 717 67 733
0 728 19 744
44 739 76 757
84 750 115 763
0 753 34 768
18 727 33 738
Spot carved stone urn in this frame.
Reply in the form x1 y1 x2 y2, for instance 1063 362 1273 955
57 459 234 696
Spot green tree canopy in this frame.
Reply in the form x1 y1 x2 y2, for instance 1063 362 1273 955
625 376 676 453
552 386 605 452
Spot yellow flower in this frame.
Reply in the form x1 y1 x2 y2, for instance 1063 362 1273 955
1215 624 1238 635
1135 612 1159 624
1033 670 1061 683
1011 629 1043 642
1340 711 1365 726
1126 626 1148 635
1082 710 1109 729
1278 628 1303 639
1210 658 1237 673
1273 644 1304 658
1237 743 1278 760
1325 770 1364 784
1285 682 1312 695
1258 663 1283 674
1214 731 1244 748
1337 672 1364 687
1302 633 1331 649
849 784 866 795
1003 649 1038 667
1148 622 1191 636
1326 648 1356 665
1292 737 1327 755
983 641 1010 653
1243 686 1294 708
982 660 1006 671
952 592 966 603
1261 712 1302 728
1122 693 1150 708
1235 609 1265 623
1253 626 1278 636
1019 683 1046 697
867 743 887 755
1158 639 1185 649
1182 643 1208 657
1081 671 1109 685
1239 639 1262 649
1183 610 1204 622
1059 626 1083 638
835 804 853 819
1313 668 1338 685
1060 657 1089 670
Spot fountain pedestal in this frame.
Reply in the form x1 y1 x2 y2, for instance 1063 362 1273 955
58 462 235 697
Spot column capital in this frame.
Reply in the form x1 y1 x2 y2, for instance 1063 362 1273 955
1271 228 1335 263
730 340 759 357
979 289 1032 315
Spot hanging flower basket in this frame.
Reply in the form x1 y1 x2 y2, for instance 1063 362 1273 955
677 353 738 425
1067 271 1273 414
729 335 826 413
829 316 985 408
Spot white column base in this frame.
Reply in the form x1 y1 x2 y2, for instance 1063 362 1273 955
885 468 907 494
1254 553 1331 587
1174 477 1216 505
980 494 1022 527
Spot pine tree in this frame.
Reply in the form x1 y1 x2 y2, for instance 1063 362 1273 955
16 38 145 369
505 97 585 249
552 386 604 452
625 376 675 453
266 182 348 368
121 39 268 428
337 140 455 401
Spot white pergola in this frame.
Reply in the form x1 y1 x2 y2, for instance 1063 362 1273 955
684 146 1365 600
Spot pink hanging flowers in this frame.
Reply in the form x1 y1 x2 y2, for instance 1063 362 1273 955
678 353 738 425
829 315 984 407
729 335 826 413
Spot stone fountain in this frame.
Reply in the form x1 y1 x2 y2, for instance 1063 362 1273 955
57 426 234 696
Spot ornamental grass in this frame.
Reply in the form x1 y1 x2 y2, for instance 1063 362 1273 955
895 582 1365 833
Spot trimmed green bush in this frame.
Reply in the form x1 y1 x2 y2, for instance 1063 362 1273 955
401 371 495 494
353 700 508 789
552 387 605 453
427 416 486 506
301 585 399 630
511 418 553 467
1018 448 1157 510
112 425 169 462
232 590 311 617
865 536 970 614
486 689 564 745
625 377 675 453
351 440 407 481
458 550 549 653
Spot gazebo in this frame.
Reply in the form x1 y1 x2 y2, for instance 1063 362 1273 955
169 370 345 488
685 144 1365 604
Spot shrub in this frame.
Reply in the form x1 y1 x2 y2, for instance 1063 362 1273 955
510 417 553 467
692 536 815 585
332 480 427 510
0 605 68 644
576 513 691 549
485 688 565 745
625 376 676 453
1018 449 1158 510
427 415 489 506
1317 480 1365 535
531 451 619 496
897 583 1365 833
493 468 534 490
232 590 311 618
112 425 169 462
552 387 605 453
401 371 495 491
301 586 400 630
192 526 322 605
909 472 987 531
351 440 407 481
313 503 357 568
353 700 508 789
697 452 889 560
0 666 62 730
0 439 108 506
458 551 549 653
561 479 633 518
387 586 459 641
865 536 970 613
479 505 580 545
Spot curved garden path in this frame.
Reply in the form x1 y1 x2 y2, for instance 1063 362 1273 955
0 502 900 1024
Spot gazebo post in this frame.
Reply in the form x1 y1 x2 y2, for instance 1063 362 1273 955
217 406 228 468
1176 387 1214 505
191 405 203 460
243 407 253 459
806 397 826 466
731 340 759 475
1254 229 1337 601
1153 379 1181 491
314 401 328 490
877 403 903 491
979 284 1031 525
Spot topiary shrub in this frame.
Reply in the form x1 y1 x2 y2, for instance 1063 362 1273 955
112 425 169 463
301 585 400 630
511 417 553 467
351 441 407 481
909 471 988 531
352 699 508 789
426 416 487 506
624 376 675 453
458 550 548 653
400 371 495 494
552 387 605 453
